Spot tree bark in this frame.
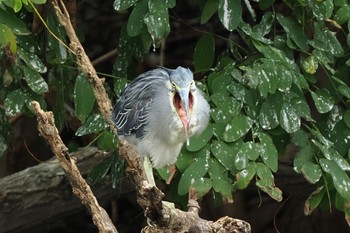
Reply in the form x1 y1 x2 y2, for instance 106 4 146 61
0 147 133 233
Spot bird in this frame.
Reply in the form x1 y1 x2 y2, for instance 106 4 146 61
113 66 210 168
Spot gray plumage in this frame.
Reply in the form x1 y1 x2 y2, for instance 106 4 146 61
113 67 210 168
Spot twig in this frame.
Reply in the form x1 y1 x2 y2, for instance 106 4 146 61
92 48 118 67
31 101 118 233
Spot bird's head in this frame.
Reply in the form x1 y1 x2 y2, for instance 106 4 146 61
169 67 196 145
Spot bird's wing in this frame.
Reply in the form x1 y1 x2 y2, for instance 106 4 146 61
113 68 171 138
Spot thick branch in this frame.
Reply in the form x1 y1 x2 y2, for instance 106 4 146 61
31 101 118 233
0 147 132 233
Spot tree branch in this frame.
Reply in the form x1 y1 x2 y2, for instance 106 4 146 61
31 101 118 233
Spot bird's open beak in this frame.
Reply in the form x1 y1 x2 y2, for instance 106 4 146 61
178 88 190 145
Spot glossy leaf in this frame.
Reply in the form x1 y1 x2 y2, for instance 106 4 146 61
144 0 170 42
4 89 27 116
319 158 350 200
277 14 308 51
293 144 314 173
259 99 279 130
233 163 256 190
258 132 278 172
113 0 137 11
0 9 29 35
98 130 117 151
17 47 47 73
312 140 350 171
127 0 148 36
211 140 235 170
310 23 343 57
88 155 113 184
201 0 218 24
256 163 282 201
344 110 350 128
193 33 215 71
218 0 242 31
186 125 213 152
178 156 209 195
302 55 318 74
279 101 300 133
308 0 334 20
239 141 260 161
22 66 48 94
223 115 252 142
74 73 96 121
301 161 322 184
310 89 334 113
192 177 212 197
76 114 108 136
304 187 326 215
334 4 350 25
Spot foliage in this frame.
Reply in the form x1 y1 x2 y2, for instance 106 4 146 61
1 0 350 224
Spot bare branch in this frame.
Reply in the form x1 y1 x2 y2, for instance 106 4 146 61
31 101 118 233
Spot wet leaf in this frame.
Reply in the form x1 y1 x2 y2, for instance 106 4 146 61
301 161 322 184
256 163 282 201
127 0 148 37
277 14 308 51
193 33 215 71
0 9 29 35
310 23 343 57
113 0 137 11
4 89 27 116
234 162 256 190
218 0 242 31
74 73 96 121
304 187 326 215
76 114 108 136
192 177 212 197
334 4 350 25
338 85 350 99
234 146 248 170
223 115 252 142
98 130 117 151
211 175 232 201
211 140 235 170
312 140 350 171
22 66 48 94
186 125 213 152
279 101 300 133
114 78 129 96
239 141 260 161
319 158 350 200
259 99 279 130
310 89 334 113
17 47 47 73
308 0 333 20
178 156 209 195
144 0 170 42
201 0 218 24
258 132 278 172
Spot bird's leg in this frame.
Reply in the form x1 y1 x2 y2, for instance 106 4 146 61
143 157 156 186
166 164 177 184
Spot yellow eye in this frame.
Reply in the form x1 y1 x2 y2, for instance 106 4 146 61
171 82 176 92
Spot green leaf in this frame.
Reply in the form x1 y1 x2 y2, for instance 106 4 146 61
30 0 47 3
74 73 96 121
114 78 129 96
186 125 213 152
276 14 309 51
310 23 343 57
0 9 29 35
76 114 108 136
211 175 232 201
302 55 318 74
144 0 170 42
258 132 278 172
192 177 212 197
178 156 209 195
312 140 350 171
17 47 47 73
234 145 248 170
22 66 48 94
201 0 218 24
4 89 27 116
310 89 334 113
113 0 138 10
304 187 326 215
344 110 350 128
127 0 148 36
233 162 256 190
218 0 242 31
88 156 113 184
319 159 350 200
210 93 241 123
256 163 282 201
223 115 252 142
334 4 350 25
98 131 117 151
308 0 334 20
193 33 215 71
259 98 279 130
301 161 322 184
0 23 16 53
279 101 300 133
239 141 260 161
211 140 235 170
294 144 314 173
338 85 350 99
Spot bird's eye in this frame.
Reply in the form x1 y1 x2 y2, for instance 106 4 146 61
171 82 176 92
190 81 196 91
